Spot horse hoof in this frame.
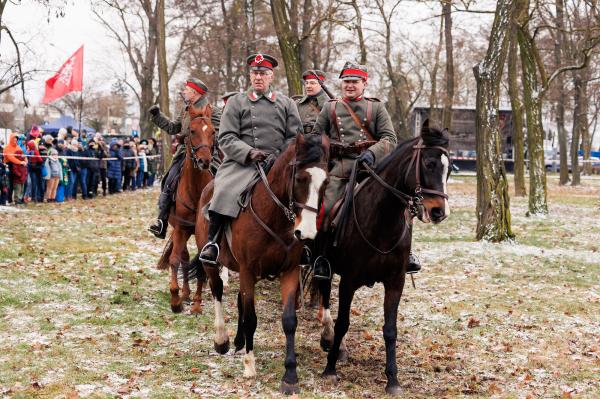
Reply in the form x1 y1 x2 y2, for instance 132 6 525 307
214 338 230 355
171 303 183 313
385 384 402 396
338 349 349 364
320 336 333 352
280 381 300 395
321 371 338 385
190 303 203 314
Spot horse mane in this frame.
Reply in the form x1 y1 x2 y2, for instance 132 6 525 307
375 124 449 173
296 133 324 166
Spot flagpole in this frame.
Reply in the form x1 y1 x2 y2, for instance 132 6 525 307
78 89 83 135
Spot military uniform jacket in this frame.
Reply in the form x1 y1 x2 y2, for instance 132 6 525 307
209 88 302 218
150 97 222 159
314 97 397 179
295 90 329 133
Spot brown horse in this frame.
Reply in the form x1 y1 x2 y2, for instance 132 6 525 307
317 121 451 395
193 133 329 394
157 103 216 314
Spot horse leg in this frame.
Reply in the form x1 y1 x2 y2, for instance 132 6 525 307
190 260 206 314
322 278 355 384
181 246 191 304
220 267 229 289
382 280 404 396
240 271 257 378
204 265 229 354
279 266 300 394
233 291 245 353
168 228 188 313
318 278 334 351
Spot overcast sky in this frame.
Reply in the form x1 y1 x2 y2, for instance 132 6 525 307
2 0 496 108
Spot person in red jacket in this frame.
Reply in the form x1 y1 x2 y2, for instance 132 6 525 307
3 133 28 204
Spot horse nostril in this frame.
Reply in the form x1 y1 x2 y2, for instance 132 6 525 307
294 230 302 239
432 207 444 219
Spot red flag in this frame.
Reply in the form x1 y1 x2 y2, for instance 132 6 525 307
42 45 84 104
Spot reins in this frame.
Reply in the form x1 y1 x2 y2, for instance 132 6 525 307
341 139 450 255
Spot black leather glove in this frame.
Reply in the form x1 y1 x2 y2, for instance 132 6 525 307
148 104 160 116
248 149 268 162
358 150 375 167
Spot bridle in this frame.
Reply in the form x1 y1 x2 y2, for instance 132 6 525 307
341 139 450 255
186 114 215 170
243 157 326 275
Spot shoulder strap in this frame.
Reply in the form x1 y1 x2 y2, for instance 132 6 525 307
339 100 375 141
329 100 340 139
366 100 373 130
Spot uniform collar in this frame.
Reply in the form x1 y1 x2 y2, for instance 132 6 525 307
299 89 327 106
343 96 363 103
193 96 208 107
247 87 277 102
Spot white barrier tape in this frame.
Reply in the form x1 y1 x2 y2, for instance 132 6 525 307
452 156 598 164
1 153 161 161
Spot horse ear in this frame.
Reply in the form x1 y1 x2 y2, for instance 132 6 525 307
296 132 306 145
421 118 430 131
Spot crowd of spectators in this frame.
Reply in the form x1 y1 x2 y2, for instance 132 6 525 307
0 126 160 206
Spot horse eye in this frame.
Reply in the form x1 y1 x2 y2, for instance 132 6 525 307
426 161 436 170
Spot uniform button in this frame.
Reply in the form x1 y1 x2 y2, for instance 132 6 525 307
340 128 344 131
252 116 256 118
254 127 257 129
341 134 345 138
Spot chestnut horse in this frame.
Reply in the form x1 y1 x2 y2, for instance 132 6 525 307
157 103 217 314
317 121 451 396
193 133 329 394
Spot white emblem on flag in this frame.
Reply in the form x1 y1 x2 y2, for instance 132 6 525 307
57 57 75 85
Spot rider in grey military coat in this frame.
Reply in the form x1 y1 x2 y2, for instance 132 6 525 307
199 53 303 264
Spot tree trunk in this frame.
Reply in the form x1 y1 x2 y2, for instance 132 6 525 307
442 0 454 129
571 74 583 184
507 25 526 196
428 12 444 126
220 0 235 91
517 24 548 215
156 0 171 171
270 0 302 96
580 72 591 175
350 0 367 65
554 0 569 184
473 0 515 242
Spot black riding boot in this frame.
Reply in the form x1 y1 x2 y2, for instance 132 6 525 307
148 191 172 239
407 252 421 274
199 212 228 265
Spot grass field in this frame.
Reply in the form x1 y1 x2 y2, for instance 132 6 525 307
1 175 599 398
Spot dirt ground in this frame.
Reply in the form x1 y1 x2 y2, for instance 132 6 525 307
1 174 599 398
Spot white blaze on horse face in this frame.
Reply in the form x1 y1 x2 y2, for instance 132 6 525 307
214 299 228 346
243 350 256 378
295 167 327 240
441 154 450 217
202 124 208 132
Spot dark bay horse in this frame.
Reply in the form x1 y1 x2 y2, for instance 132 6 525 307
157 103 217 314
194 133 329 394
318 121 450 396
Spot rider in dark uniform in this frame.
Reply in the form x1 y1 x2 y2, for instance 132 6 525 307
199 54 303 263
311 61 421 279
147 78 222 239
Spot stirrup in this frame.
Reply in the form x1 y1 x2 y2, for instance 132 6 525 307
313 255 332 280
407 253 421 274
148 219 166 239
199 241 220 266
300 245 312 266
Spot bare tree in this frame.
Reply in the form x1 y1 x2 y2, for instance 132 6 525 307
507 23 526 196
441 0 454 129
473 0 515 241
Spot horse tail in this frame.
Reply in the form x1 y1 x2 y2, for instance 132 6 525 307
157 234 173 270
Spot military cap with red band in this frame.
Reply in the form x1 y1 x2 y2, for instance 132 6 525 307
186 78 208 95
302 69 326 81
339 61 368 81
247 53 279 71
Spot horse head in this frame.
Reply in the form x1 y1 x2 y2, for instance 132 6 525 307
291 133 330 240
187 104 215 169
410 119 451 224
